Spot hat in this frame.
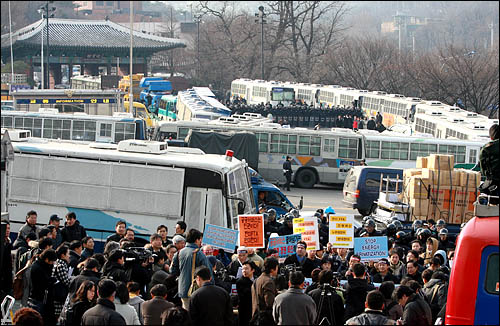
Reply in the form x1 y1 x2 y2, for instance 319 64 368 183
439 228 448 235
378 258 389 265
49 214 62 221
324 206 335 214
237 246 248 253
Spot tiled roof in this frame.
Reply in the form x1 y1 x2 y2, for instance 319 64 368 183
1 18 186 52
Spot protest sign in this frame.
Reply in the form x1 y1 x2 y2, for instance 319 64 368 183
238 215 265 248
293 216 320 250
268 234 302 258
354 236 389 262
202 224 239 252
329 215 354 248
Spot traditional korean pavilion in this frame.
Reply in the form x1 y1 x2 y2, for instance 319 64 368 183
1 18 186 87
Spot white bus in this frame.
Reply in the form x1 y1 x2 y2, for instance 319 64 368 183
231 79 295 106
153 114 366 188
359 130 486 169
6 136 255 244
1 109 147 143
176 88 231 121
70 75 101 90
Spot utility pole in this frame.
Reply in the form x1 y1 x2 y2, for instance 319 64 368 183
194 15 202 79
8 1 14 85
129 1 134 105
255 6 266 80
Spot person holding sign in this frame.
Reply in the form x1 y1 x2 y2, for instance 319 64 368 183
283 241 315 278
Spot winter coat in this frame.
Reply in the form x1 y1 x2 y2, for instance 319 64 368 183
236 276 254 326
81 298 126 325
272 288 317 325
102 261 129 283
61 220 87 242
70 299 94 326
344 278 376 322
251 272 277 318
420 237 439 266
309 286 345 326
283 254 316 278
422 278 448 322
384 298 403 321
69 250 81 275
68 269 100 296
18 223 40 241
113 298 141 325
189 283 233 326
29 258 56 302
169 242 211 298
141 296 175 326
52 258 71 316
346 309 396 325
371 270 400 284
128 295 145 325
402 293 433 326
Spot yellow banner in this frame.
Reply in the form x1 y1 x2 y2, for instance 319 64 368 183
336 223 353 229
329 216 347 222
329 229 347 235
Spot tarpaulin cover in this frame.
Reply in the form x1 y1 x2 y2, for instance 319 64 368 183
186 130 259 170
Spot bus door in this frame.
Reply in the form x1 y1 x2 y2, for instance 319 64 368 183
184 187 225 230
96 121 113 142
474 245 499 325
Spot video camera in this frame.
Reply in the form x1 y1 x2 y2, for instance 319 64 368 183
214 267 238 283
123 247 156 264
279 264 302 278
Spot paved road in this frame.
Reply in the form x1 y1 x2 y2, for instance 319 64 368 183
280 184 359 216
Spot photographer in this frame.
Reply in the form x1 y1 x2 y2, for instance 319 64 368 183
308 270 345 326
122 244 154 298
102 249 129 283
283 241 315 278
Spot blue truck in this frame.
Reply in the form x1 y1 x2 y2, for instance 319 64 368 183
249 168 302 216
139 77 173 115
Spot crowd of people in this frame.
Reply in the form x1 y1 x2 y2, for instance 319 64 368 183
227 98 388 132
0 206 457 326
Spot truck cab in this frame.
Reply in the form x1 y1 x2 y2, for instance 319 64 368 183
249 168 301 216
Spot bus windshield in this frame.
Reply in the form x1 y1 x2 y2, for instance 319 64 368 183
272 88 294 102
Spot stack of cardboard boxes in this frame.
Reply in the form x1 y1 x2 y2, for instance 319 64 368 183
400 154 481 224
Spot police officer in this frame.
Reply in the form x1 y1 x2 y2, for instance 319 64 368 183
283 156 293 191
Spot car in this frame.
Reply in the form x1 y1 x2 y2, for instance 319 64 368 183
342 166 403 216
1 105 16 111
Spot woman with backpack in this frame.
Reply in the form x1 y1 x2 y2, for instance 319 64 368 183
60 280 97 326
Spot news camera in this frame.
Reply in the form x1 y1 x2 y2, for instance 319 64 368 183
123 247 156 265
214 267 238 283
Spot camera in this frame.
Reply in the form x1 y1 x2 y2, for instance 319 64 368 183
214 267 237 283
124 247 155 264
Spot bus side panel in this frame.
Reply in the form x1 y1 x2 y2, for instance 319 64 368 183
474 245 499 325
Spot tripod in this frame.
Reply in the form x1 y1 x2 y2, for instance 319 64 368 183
314 285 337 326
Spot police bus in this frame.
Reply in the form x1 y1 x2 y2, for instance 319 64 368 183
153 114 366 188
6 134 255 245
176 87 231 121
1 109 147 143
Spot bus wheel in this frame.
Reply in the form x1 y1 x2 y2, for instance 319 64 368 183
295 169 317 188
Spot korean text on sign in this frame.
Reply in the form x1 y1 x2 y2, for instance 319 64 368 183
268 234 302 258
292 217 320 250
328 215 354 248
202 224 239 252
238 215 265 248
354 236 389 262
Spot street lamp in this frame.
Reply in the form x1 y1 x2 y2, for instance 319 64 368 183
255 6 266 80
193 14 202 79
39 1 56 89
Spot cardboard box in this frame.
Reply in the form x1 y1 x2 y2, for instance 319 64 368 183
404 176 430 199
416 157 428 169
404 168 422 179
458 170 481 189
422 168 459 186
410 198 429 216
428 186 456 221
452 187 480 224
428 154 454 171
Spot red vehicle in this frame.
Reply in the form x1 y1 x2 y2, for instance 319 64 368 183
445 197 499 325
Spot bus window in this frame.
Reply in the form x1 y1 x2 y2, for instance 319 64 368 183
485 253 498 294
339 138 358 159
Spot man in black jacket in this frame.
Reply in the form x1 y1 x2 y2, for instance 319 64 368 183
236 261 257 326
28 248 57 325
189 266 233 326
82 279 126 325
371 258 399 284
61 212 87 242
308 270 345 326
282 156 293 191
283 241 315 278
394 285 432 326
106 220 126 243
344 263 376 322
102 249 129 283
68 258 101 295
346 290 396 325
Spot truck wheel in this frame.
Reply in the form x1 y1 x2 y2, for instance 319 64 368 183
295 169 317 188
